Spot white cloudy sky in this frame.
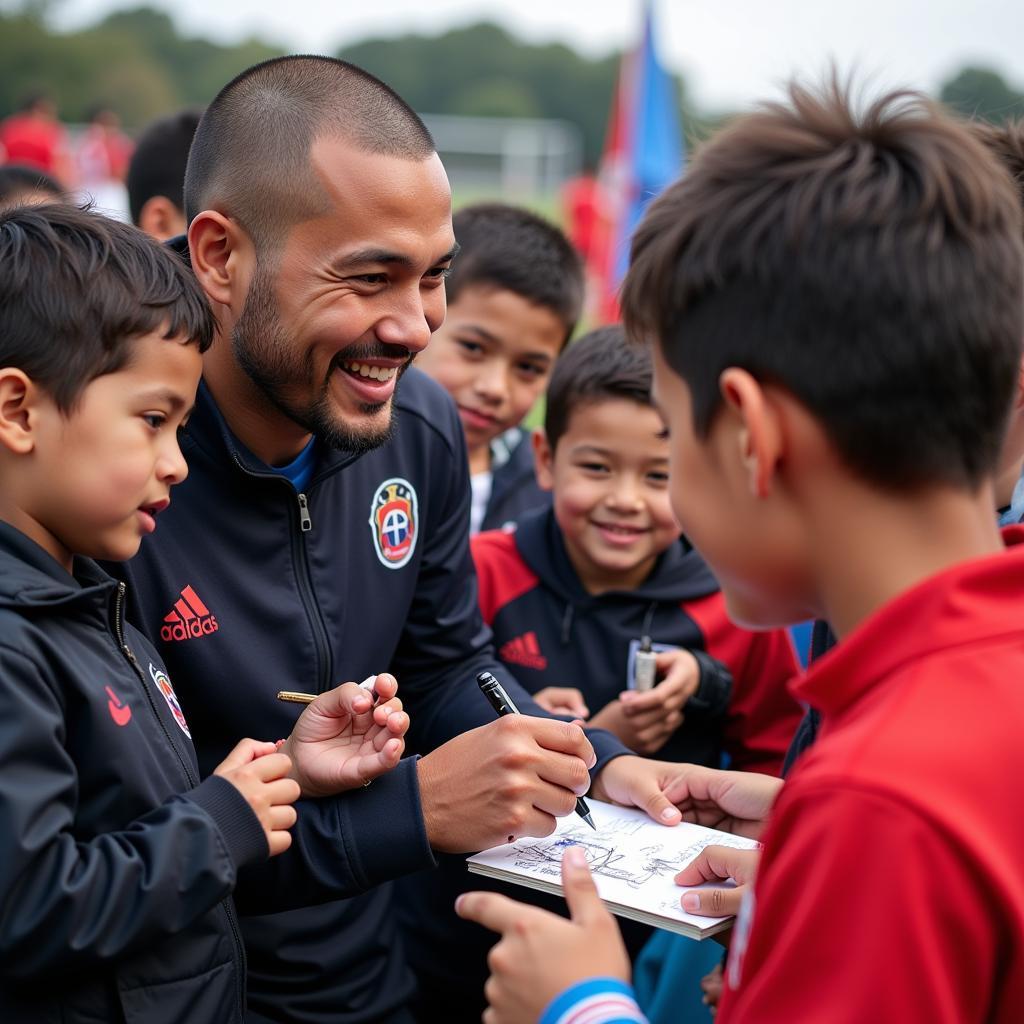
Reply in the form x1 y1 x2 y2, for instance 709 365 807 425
55 0 1024 112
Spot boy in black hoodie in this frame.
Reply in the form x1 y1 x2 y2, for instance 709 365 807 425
474 326 802 772
0 204 409 1024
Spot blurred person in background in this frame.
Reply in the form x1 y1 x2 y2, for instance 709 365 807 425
126 108 202 241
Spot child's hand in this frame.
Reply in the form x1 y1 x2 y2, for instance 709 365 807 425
281 673 409 797
456 846 630 1023
700 962 725 1016
214 739 300 857
532 686 590 718
676 844 760 919
613 648 700 753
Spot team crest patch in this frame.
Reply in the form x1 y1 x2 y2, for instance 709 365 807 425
369 477 418 569
149 662 191 738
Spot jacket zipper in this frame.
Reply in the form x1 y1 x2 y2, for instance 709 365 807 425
113 582 246 1018
231 454 333 693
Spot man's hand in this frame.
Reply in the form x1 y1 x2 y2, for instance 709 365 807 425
416 716 595 853
456 846 630 1023
677 844 760 918
589 649 699 754
214 739 300 856
281 674 409 797
590 758 782 839
532 686 590 718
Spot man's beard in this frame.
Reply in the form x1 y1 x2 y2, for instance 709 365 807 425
232 265 410 455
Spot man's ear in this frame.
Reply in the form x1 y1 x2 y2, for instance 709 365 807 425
531 427 555 491
0 368 42 455
137 195 187 243
718 368 783 499
188 210 252 309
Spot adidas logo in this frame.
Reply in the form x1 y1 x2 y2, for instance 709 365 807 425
160 585 219 643
499 631 547 671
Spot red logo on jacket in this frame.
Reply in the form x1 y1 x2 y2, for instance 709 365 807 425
499 631 548 671
160 584 219 642
105 685 132 726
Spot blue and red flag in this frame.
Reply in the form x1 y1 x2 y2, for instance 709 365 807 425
591 1 685 323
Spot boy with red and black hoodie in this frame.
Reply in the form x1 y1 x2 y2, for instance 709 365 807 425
474 326 802 773
0 205 409 1024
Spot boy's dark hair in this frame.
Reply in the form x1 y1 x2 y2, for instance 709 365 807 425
970 118 1024 220
185 55 434 254
545 325 652 448
0 204 215 411
0 164 63 207
621 80 1024 492
449 203 584 342
127 109 202 225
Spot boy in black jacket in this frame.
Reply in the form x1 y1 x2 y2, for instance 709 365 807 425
0 204 409 1024
415 202 583 533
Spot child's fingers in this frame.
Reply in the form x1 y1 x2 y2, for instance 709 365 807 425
676 845 759 888
266 803 298 832
264 776 301 806
250 751 295 782
307 681 374 720
216 738 278 772
373 697 404 727
267 830 293 857
680 883 746 917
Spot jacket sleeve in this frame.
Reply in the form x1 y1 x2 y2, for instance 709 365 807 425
721 627 803 776
389 407 630 776
231 755 437 913
0 643 267 977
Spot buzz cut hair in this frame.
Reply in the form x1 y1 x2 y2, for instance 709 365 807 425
184 55 435 253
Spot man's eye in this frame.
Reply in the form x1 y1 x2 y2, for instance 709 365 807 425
355 273 387 285
425 265 452 280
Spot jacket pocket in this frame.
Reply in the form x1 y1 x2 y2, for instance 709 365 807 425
118 958 240 1024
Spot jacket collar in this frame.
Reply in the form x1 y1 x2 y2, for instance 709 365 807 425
0 521 115 611
184 379 361 484
793 525 1024 720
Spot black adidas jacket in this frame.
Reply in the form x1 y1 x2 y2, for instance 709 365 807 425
474 508 804 773
112 370 629 1024
0 523 268 1024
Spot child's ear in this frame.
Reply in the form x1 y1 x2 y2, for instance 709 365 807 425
719 368 782 499
138 195 186 243
531 427 555 491
188 210 252 309
0 368 40 455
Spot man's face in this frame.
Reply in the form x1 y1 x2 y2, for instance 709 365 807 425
232 139 456 453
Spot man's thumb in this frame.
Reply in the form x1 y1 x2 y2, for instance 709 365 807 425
562 846 603 924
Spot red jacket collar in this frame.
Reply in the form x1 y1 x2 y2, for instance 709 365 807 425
792 525 1024 719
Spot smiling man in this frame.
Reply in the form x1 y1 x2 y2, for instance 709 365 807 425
112 56 718 1024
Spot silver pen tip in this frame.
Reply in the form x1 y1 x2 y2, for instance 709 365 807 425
583 813 597 830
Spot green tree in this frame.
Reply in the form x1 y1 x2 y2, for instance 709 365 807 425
940 66 1024 123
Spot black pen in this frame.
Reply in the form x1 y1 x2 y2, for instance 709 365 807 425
476 671 597 830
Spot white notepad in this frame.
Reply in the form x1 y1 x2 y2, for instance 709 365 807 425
467 797 759 940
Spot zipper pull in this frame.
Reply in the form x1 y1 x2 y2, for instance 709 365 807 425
297 492 313 532
115 582 138 664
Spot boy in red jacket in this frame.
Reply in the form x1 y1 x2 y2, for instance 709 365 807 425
458 81 1024 1024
